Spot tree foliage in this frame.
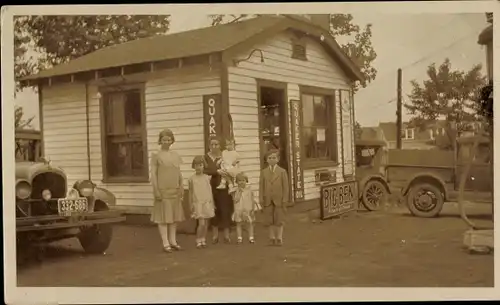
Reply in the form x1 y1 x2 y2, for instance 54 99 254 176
14 15 171 91
404 58 486 148
208 14 377 90
15 106 34 130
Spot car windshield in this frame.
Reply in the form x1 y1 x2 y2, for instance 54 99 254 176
356 147 377 166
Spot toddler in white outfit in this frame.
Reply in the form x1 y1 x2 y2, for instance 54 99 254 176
217 139 241 191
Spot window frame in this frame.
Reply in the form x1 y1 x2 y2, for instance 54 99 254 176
299 86 338 169
291 38 308 61
404 128 415 140
99 83 149 183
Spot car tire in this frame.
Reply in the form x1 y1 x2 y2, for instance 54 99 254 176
361 179 388 211
406 183 444 218
78 201 113 254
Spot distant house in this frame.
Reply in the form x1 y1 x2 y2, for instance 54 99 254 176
373 121 447 150
20 15 363 213
375 121 483 150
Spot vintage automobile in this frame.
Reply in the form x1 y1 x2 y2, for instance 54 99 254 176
355 139 392 211
387 135 492 218
15 158 126 257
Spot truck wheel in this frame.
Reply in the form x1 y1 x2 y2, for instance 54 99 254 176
406 183 444 218
361 180 388 211
78 201 113 254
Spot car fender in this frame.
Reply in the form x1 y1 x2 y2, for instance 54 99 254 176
402 172 448 199
93 187 117 207
358 174 390 198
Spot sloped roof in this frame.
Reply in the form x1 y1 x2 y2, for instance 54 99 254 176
22 15 364 82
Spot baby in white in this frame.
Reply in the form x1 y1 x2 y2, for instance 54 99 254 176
217 139 241 191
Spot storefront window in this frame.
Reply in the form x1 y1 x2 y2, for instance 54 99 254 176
301 93 333 162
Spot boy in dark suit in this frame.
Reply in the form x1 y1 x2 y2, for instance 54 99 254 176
259 149 289 246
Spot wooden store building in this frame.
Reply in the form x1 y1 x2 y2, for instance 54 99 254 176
21 14 363 214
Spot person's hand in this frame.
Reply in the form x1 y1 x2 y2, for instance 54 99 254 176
154 189 162 201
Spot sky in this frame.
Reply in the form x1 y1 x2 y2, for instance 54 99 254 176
15 12 489 130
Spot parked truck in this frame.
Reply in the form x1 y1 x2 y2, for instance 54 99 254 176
388 135 492 217
356 135 492 217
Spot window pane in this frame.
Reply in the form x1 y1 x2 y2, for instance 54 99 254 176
107 140 132 176
302 94 314 127
303 127 331 160
125 90 142 135
106 138 145 177
303 127 316 158
130 141 145 174
105 93 126 135
313 96 328 126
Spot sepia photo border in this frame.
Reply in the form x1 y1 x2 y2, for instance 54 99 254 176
2 1 499 303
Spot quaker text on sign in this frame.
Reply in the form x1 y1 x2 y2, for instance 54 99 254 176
320 181 358 220
203 94 222 153
290 99 305 201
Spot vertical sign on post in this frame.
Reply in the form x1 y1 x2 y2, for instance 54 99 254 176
203 94 222 153
290 99 305 201
340 90 354 178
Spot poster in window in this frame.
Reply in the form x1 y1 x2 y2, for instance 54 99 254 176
340 90 354 177
203 94 223 153
316 128 326 142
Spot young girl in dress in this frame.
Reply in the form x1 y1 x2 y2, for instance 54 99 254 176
150 129 185 253
188 156 215 249
232 172 261 244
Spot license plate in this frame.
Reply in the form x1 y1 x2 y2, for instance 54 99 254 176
57 198 88 216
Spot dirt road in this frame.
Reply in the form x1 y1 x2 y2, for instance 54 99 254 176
17 203 494 287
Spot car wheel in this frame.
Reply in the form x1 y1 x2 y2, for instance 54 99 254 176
406 183 444 218
78 201 113 254
361 180 388 211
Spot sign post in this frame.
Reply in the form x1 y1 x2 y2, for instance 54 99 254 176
203 94 222 153
320 180 358 220
290 99 305 202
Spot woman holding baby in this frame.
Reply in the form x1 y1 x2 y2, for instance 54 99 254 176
203 137 234 244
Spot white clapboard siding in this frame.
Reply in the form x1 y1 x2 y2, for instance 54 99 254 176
89 69 221 207
228 30 352 201
40 68 220 210
42 84 90 191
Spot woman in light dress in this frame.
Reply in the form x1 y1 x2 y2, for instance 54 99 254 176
150 129 185 253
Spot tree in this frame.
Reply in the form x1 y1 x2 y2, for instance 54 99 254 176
208 14 377 90
354 121 363 139
15 105 34 130
404 58 486 150
14 15 171 91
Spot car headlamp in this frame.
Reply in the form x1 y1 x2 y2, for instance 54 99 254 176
16 181 32 200
76 180 95 197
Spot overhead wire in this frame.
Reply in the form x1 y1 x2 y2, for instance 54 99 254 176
358 23 482 115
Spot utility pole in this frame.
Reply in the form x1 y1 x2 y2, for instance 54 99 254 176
396 68 403 149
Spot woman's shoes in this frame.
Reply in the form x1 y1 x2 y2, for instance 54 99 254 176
163 246 173 253
171 244 182 251
237 237 243 244
224 237 231 244
212 237 219 244
249 237 255 244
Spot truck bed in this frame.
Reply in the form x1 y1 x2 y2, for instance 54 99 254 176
387 149 455 168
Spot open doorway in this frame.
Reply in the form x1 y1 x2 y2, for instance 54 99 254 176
259 85 289 171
